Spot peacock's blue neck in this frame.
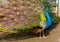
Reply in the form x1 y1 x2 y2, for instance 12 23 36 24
45 8 52 29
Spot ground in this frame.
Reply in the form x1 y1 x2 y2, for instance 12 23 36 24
0 23 60 42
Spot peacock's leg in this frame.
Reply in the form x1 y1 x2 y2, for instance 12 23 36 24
42 30 46 38
39 32 42 38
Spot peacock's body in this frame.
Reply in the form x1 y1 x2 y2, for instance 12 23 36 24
39 8 52 38
40 8 52 29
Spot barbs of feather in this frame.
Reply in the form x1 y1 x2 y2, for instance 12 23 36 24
0 0 9 4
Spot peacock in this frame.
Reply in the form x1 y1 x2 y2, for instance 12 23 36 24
39 8 52 38
39 12 46 38
0 0 52 37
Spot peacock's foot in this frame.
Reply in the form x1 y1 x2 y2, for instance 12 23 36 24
43 36 46 38
39 30 46 38
39 35 46 38
39 37 42 39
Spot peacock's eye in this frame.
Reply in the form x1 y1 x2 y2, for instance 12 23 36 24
12 1 16 4
14 18 18 22
10 15 14 18
16 11 20 15
0 11 4 16
20 0 23 4
24 11 28 15
33 4 35 6
3 17 8 20
20 16 24 21
13 6 17 10
6 9 10 12
20 6 25 9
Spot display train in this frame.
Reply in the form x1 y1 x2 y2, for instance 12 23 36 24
0 0 52 38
